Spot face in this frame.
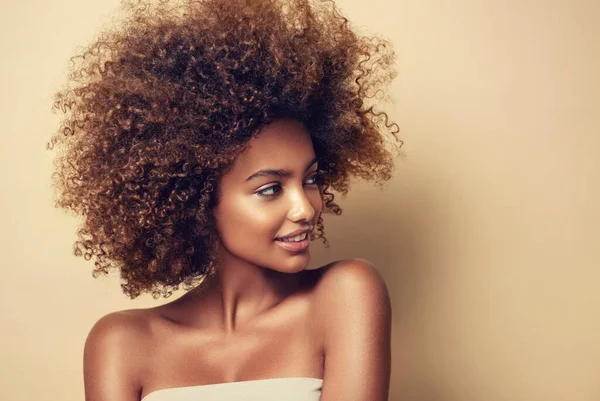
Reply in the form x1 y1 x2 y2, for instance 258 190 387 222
212 118 323 274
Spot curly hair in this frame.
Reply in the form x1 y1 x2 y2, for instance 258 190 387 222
48 0 402 299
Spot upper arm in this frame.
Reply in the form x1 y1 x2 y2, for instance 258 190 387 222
315 259 392 401
83 311 146 401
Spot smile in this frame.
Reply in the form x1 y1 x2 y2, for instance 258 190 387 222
274 235 310 252
277 232 308 242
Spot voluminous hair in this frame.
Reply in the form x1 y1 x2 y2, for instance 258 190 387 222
48 0 402 299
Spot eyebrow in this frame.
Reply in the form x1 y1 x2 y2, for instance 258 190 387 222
244 157 319 182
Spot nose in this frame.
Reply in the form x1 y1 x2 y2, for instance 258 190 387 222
287 186 316 223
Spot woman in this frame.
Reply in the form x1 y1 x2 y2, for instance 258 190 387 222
49 0 402 400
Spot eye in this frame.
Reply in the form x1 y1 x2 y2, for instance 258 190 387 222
256 184 282 198
305 172 321 185
256 173 322 199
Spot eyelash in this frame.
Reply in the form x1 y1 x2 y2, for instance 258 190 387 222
256 173 323 198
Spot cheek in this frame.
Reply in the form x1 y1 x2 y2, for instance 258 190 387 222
217 198 278 244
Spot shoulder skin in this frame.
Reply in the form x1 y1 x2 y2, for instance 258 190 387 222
83 310 152 401
313 258 392 401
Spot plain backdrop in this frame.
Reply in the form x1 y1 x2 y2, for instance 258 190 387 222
1 0 599 400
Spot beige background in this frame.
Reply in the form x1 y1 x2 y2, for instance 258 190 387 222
1 0 599 400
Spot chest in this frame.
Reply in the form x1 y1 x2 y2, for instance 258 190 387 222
143 301 324 394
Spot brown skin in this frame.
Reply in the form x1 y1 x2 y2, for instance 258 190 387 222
50 0 400 398
210 119 323 334
83 120 392 401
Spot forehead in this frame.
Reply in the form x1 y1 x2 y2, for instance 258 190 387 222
230 119 316 175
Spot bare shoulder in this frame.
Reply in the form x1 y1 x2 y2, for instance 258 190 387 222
85 309 152 353
310 258 392 334
312 258 391 306
84 309 155 399
309 258 392 400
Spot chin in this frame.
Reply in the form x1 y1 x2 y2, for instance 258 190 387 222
269 256 310 275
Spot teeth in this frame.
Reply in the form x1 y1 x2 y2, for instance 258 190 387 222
279 232 307 242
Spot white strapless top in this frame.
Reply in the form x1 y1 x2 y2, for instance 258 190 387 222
142 377 323 401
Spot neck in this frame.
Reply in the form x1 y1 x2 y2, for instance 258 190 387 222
181 243 300 334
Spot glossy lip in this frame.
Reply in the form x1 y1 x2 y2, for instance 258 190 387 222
274 236 310 252
274 226 313 240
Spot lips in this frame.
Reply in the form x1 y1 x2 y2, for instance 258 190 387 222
274 236 310 252
275 226 313 240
